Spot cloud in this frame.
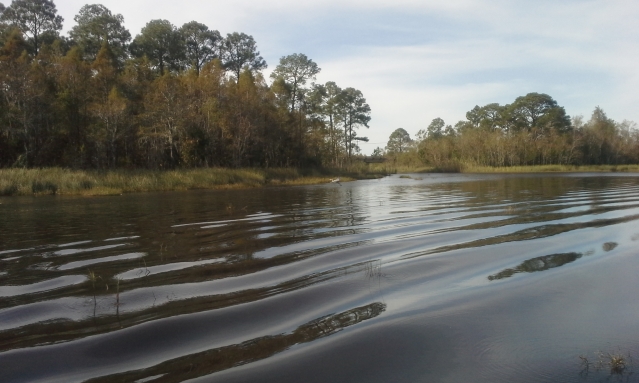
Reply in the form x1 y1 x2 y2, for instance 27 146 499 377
55 0 639 154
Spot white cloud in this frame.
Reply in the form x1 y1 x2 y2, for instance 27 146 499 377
53 0 639 154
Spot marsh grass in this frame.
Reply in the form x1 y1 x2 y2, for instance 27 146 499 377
462 164 639 173
390 162 639 174
0 167 389 197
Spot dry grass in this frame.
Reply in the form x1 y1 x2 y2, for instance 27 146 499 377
0 167 387 197
463 164 639 173
390 163 639 174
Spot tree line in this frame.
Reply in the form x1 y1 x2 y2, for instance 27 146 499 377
385 93 639 169
0 0 371 169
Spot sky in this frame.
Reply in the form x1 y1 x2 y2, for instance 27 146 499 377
54 0 639 154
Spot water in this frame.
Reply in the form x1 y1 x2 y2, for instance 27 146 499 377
1 173 639 383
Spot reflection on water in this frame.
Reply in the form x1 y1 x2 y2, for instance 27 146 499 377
1 174 639 383
488 252 584 280
86 302 386 383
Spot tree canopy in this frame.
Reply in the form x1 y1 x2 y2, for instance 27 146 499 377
1 0 63 54
386 128 412 154
179 21 221 75
0 1 635 171
221 32 266 81
69 4 130 63
271 53 320 113
411 95 638 170
130 19 184 74
0 2 373 169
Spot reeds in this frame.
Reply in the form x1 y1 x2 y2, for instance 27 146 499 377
0 167 388 197
389 162 639 174
580 348 634 376
462 164 639 173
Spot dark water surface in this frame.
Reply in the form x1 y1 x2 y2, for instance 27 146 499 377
2 173 639 383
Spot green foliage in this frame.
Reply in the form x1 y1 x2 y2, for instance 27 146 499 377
427 117 445 139
415 98 639 171
130 19 184 74
179 21 221 75
270 53 320 113
1 0 63 54
69 4 130 63
340 87 371 158
508 92 571 133
386 128 411 154
221 32 266 81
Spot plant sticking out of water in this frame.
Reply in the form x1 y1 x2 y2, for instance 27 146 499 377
364 260 384 279
142 258 150 277
87 269 103 317
87 270 101 301
115 277 121 308
598 350 631 375
580 348 634 377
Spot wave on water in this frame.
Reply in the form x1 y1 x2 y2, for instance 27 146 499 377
1 174 639 383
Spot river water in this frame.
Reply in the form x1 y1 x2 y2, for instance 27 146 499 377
1 173 639 383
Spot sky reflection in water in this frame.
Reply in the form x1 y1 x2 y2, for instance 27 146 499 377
1 174 639 383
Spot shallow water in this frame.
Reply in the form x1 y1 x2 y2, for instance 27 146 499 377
1 173 639 383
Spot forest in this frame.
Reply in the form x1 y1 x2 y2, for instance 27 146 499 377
1 1 637 172
0 0 371 169
385 93 639 171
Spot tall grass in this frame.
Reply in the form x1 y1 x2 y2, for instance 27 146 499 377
387 161 639 174
463 164 639 173
0 167 389 197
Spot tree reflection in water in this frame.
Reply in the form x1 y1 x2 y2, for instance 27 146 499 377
85 302 386 383
488 241 619 281
488 252 583 281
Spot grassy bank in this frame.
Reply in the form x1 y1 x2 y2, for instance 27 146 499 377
462 164 639 173
386 163 639 174
0 167 389 197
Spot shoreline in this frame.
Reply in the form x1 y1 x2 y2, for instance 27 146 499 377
2 165 639 197
386 164 639 174
0 167 387 197
460 164 639 174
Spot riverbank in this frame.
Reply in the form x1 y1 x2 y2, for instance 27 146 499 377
378 163 639 174
463 164 639 173
0 167 389 197
3 164 637 197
